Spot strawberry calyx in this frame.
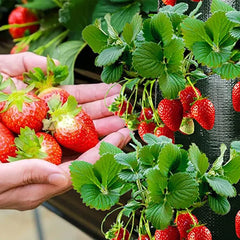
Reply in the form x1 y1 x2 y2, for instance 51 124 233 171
8 126 48 162
23 56 69 93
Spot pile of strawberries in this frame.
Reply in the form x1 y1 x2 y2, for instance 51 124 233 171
113 85 215 144
0 57 99 164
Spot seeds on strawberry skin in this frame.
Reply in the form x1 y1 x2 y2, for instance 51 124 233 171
187 225 212 240
138 121 156 141
235 210 240 238
232 82 240 112
154 124 175 143
154 225 180 240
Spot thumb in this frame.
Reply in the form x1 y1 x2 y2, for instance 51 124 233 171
0 159 68 193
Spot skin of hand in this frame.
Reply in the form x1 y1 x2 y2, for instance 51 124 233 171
0 52 131 210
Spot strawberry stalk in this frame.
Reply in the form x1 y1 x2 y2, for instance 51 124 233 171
186 76 201 100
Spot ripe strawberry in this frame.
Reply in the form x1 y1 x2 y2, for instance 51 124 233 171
162 0 176 6
45 96 99 153
114 101 133 117
112 228 130 240
187 225 212 240
8 127 62 165
138 121 156 141
8 6 39 39
179 86 201 114
0 89 48 134
235 210 240 238
0 122 17 163
158 99 183 132
175 212 198 239
10 44 29 54
190 98 215 130
154 124 175 143
138 107 153 121
154 225 180 240
232 82 240 112
138 234 150 240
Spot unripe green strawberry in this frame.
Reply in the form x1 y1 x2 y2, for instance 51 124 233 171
0 122 17 163
154 225 180 240
45 96 99 153
175 212 198 239
8 6 39 39
235 210 240 238
190 98 215 130
8 127 62 165
232 82 240 112
158 99 183 132
187 225 212 240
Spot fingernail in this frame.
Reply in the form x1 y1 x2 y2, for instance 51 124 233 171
48 173 68 186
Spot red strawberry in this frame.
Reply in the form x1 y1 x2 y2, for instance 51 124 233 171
138 234 150 240
138 107 153 121
112 228 130 240
10 44 29 54
0 90 48 134
162 0 176 6
114 101 133 117
175 212 198 239
154 124 175 143
187 225 212 240
154 225 180 240
138 121 156 141
0 122 17 163
45 96 99 153
232 82 240 112
8 6 39 39
158 99 183 132
235 210 240 238
190 99 215 130
38 87 70 108
8 127 62 165
179 86 201 114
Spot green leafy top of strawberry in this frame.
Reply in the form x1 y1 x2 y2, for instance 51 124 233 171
23 55 69 93
8 127 47 161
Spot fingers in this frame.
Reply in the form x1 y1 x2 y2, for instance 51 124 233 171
60 83 121 104
0 52 59 77
76 127 131 164
0 159 69 194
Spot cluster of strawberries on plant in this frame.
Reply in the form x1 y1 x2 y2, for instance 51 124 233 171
0 57 99 164
112 84 216 144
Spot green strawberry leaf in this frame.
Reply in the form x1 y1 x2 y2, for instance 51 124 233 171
188 143 209 176
118 169 143 182
143 134 172 145
95 46 125 67
122 13 142 45
205 176 236 197
223 156 240 184
192 42 232 68
208 195 231 215
101 64 123 83
145 202 173 230
80 183 121 210
167 172 199 209
132 42 164 78
114 152 138 169
23 0 57 10
146 169 168 203
230 27 240 39
211 0 235 13
213 62 240 79
226 11 240 24
142 18 155 42
211 144 227 171
151 12 173 46
158 143 181 177
140 0 158 13
82 25 108 53
231 141 240 153
158 72 186 99
99 141 123 156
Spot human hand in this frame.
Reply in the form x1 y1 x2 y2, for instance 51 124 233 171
0 52 131 210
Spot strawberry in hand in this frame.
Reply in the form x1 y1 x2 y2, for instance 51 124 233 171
0 84 48 134
0 122 17 163
23 56 70 108
45 95 99 153
8 127 62 165
8 6 39 39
